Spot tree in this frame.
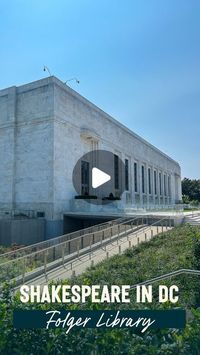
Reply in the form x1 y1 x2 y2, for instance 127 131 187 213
182 178 200 203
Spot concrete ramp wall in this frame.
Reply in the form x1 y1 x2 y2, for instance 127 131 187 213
0 218 45 246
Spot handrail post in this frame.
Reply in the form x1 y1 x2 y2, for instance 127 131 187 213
77 240 80 258
66 239 69 255
62 246 65 267
44 251 47 277
53 246 56 261
89 238 92 259
22 257 26 284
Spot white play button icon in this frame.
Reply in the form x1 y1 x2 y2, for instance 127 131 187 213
92 167 111 189
72 150 126 204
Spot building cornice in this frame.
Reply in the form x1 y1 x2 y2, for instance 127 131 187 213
0 76 180 168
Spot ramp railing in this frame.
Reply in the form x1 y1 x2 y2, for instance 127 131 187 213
130 269 200 289
0 217 128 265
0 215 173 286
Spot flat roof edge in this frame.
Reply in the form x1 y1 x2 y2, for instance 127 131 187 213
52 76 180 167
0 76 180 167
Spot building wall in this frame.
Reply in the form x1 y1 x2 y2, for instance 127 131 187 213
0 87 16 210
0 218 46 246
53 77 181 214
0 76 182 240
0 79 55 220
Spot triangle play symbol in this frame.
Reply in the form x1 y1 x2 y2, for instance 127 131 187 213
92 167 111 189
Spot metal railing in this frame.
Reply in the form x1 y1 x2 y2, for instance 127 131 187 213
0 217 128 264
0 215 171 286
130 269 200 289
42 217 172 283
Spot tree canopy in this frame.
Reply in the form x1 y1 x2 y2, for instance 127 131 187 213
182 178 200 203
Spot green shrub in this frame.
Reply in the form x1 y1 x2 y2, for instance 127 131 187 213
1 225 200 354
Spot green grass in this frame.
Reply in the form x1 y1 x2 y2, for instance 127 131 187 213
78 224 195 285
0 245 11 254
73 224 200 309
1 224 200 354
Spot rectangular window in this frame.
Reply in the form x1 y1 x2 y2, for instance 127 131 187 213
142 165 145 193
164 174 167 196
81 160 89 195
148 168 151 194
154 170 157 195
168 176 171 196
114 154 119 189
134 162 138 192
159 172 162 195
125 159 129 191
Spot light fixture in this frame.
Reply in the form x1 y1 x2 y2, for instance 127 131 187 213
64 77 80 85
43 66 52 76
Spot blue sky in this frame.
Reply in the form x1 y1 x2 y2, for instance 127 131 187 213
1 0 199 178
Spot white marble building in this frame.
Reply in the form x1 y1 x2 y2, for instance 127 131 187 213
0 76 182 238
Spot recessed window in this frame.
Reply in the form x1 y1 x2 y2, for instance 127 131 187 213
164 174 167 196
159 172 162 195
148 168 151 194
168 176 171 196
114 154 119 189
134 162 138 192
154 170 157 195
81 160 89 195
125 159 129 191
142 165 145 193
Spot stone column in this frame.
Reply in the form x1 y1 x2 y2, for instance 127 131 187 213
170 174 175 205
